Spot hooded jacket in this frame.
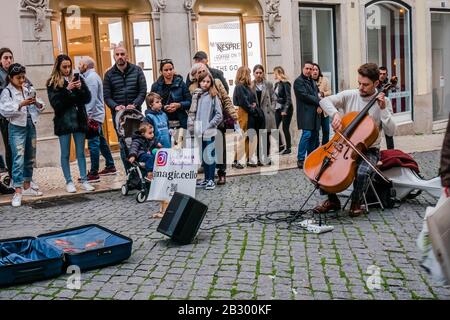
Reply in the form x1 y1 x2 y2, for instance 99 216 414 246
128 133 159 160
145 109 171 148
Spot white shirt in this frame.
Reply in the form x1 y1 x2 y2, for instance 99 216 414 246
0 83 45 127
319 89 396 149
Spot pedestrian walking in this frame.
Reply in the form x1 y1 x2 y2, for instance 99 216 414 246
378 66 395 150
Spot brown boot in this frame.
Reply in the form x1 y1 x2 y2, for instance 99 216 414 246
349 201 365 217
313 198 341 214
217 175 226 185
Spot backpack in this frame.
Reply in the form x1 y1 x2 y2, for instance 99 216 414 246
365 176 398 209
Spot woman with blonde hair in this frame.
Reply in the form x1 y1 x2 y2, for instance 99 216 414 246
47 54 94 193
232 66 258 168
273 66 293 155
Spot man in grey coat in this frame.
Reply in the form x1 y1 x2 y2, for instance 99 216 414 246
79 57 116 182
293 61 321 169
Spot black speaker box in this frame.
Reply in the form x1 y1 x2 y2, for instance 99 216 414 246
157 192 208 244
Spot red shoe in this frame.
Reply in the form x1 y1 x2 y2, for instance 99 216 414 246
349 201 365 217
78 172 100 183
98 167 117 176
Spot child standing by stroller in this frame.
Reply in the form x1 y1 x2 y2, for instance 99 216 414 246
144 92 171 216
145 92 171 148
188 72 223 190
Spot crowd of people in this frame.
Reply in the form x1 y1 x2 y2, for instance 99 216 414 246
0 46 402 213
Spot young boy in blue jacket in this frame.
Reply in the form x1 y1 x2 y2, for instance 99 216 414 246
145 92 171 148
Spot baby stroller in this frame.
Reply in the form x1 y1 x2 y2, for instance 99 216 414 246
116 109 150 203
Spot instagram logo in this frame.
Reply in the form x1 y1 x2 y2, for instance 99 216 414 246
157 151 168 166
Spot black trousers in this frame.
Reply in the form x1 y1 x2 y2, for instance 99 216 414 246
0 117 12 178
275 107 293 150
216 126 227 177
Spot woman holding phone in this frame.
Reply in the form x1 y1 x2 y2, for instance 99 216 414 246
47 54 95 194
0 63 45 207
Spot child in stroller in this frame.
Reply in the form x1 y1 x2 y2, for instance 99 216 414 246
116 109 156 203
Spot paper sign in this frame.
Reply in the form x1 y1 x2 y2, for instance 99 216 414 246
147 148 199 202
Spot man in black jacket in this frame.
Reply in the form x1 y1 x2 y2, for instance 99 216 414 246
103 46 147 171
185 51 229 94
294 61 321 169
377 66 395 150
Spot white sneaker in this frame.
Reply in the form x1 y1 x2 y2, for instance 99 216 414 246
66 182 77 193
22 187 43 197
81 181 95 192
12 193 22 207
30 181 39 190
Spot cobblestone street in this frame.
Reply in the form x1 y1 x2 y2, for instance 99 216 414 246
0 150 449 300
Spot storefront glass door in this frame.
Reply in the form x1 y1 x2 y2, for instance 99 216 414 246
431 12 450 122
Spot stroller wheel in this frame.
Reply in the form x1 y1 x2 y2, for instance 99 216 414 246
121 184 129 196
136 190 147 203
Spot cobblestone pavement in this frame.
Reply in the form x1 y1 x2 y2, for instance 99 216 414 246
0 133 444 206
0 150 449 300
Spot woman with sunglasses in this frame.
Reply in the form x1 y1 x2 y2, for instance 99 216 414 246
47 54 95 194
150 59 191 147
0 63 45 206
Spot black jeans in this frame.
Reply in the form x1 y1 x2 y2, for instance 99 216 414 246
0 117 12 178
216 126 227 177
275 107 293 150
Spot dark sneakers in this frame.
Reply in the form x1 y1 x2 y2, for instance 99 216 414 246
297 160 304 169
98 167 117 176
78 172 101 183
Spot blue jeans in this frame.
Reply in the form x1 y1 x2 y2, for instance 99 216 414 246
9 118 36 188
87 126 115 173
297 130 319 161
202 137 216 181
138 152 155 173
59 132 87 183
321 115 330 145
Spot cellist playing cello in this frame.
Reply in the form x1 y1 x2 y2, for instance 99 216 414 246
312 63 396 217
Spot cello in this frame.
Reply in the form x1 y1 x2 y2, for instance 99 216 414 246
303 76 398 194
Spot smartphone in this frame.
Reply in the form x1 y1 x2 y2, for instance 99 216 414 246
73 73 80 81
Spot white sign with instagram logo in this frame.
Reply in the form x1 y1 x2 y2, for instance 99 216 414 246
147 148 200 202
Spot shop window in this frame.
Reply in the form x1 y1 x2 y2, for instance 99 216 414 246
365 1 412 115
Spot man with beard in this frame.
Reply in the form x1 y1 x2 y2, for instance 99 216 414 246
103 46 147 171
313 63 396 217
